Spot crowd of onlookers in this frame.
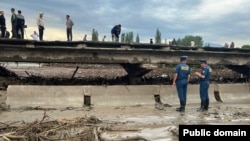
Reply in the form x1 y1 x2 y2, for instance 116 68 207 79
0 8 26 39
0 8 44 41
0 8 123 43
1 8 237 48
0 8 71 42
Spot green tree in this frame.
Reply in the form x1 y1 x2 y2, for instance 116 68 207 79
242 45 250 49
193 36 203 47
125 33 129 43
121 33 125 42
121 32 135 43
124 32 133 43
176 38 181 46
155 28 161 44
92 28 99 41
136 34 140 43
178 35 203 47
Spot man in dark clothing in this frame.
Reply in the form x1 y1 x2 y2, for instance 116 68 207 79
11 8 17 38
0 11 6 38
150 38 153 44
172 38 177 46
111 24 121 42
16 10 25 39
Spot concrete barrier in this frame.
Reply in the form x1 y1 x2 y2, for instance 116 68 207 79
217 84 250 100
6 84 250 108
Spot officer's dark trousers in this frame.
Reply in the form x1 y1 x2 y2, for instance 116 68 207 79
199 81 210 111
176 80 188 111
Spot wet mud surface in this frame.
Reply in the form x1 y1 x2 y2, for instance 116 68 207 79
0 64 250 140
1 94 250 141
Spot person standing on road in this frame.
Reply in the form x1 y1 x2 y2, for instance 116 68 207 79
83 34 87 41
16 10 25 39
111 24 121 42
0 11 6 38
66 15 74 41
194 59 212 112
11 8 17 38
172 38 177 46
172 56 191 112
37 12 44 41
150 38 153 44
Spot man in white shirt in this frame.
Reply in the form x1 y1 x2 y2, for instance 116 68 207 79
37 12 44 41
66 15 74 41
30 31 39 41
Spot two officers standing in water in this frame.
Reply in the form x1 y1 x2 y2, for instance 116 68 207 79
173 56 212 113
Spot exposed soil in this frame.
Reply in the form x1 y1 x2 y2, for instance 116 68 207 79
1 100 250 141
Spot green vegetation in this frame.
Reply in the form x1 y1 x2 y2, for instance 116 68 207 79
241 45 250 49
177 35 203 47
136 34 140 43
121 32 135 43
121 33 125 42
155 28 162 44
92 28 99 41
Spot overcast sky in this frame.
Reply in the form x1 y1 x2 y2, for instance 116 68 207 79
1 0 250 47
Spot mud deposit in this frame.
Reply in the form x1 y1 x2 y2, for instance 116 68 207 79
0 64 250 141
1 95 250 141
0 63 248 87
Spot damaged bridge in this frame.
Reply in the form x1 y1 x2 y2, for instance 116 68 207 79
1 39 250 111
0 39 250 84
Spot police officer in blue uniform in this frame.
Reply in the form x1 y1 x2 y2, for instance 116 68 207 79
173 56 191 112
194 59 212 111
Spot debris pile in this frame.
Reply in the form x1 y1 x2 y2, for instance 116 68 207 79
0 64 248 88
0 112 103 141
